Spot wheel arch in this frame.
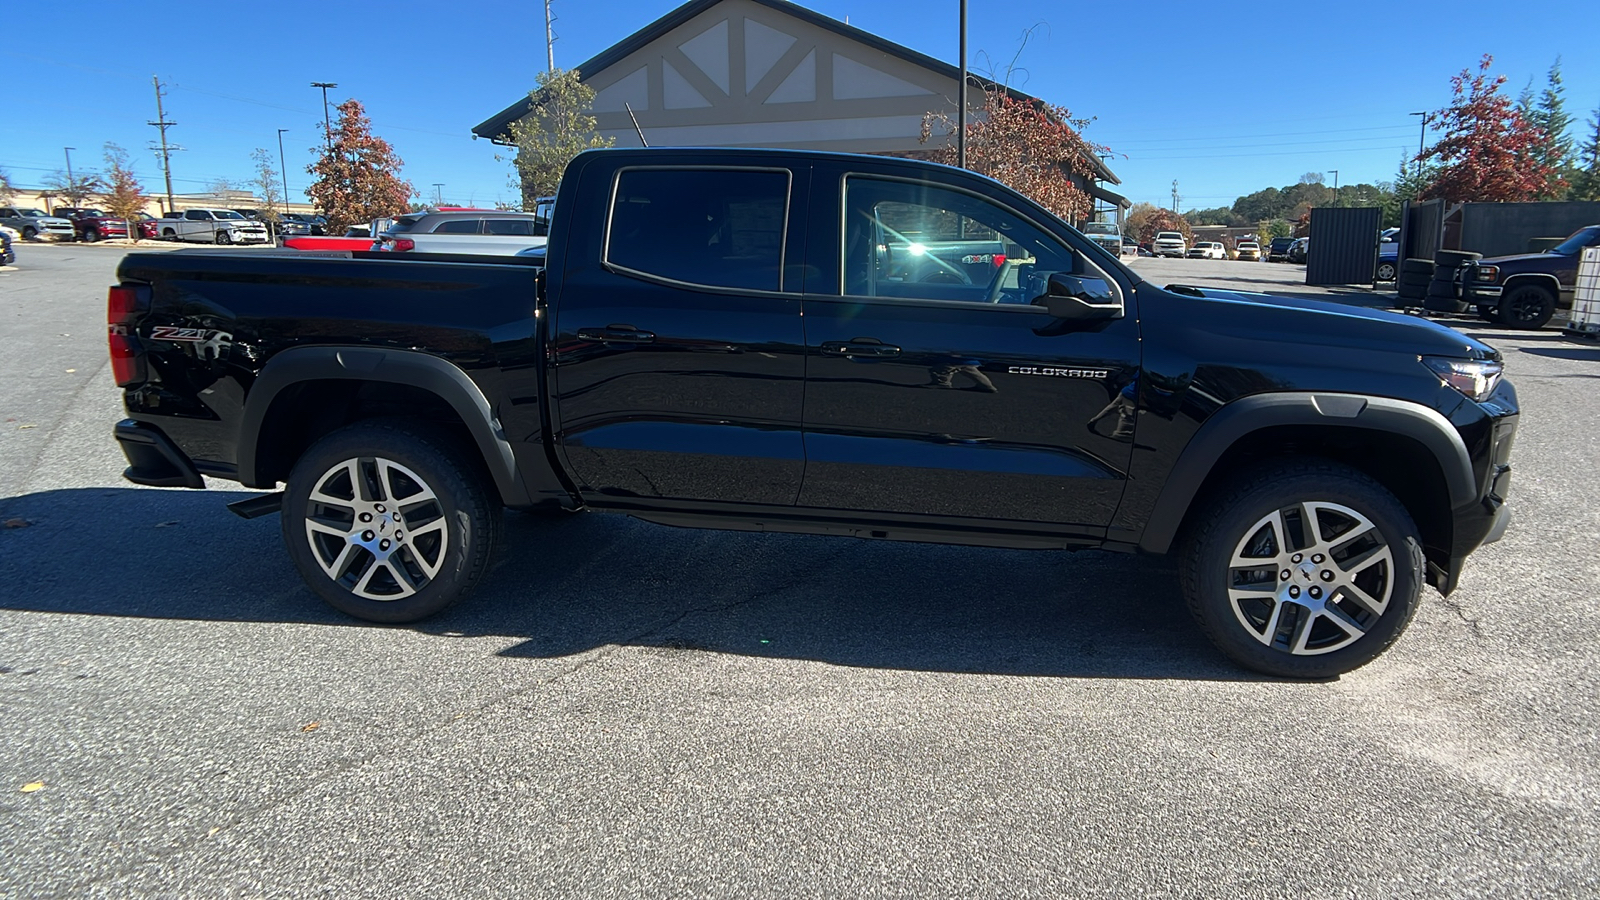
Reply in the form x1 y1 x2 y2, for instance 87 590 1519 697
1138 393 1475 566
1500 272 1562 302
238 346 529 506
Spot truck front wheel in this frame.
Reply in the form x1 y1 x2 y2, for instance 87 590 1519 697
282 421 501 623
1497 284 1556 330
1179 461 1424 678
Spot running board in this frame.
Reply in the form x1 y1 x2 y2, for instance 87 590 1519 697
228 492 284 519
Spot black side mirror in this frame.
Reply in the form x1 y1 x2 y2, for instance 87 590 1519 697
1041 272 1123 320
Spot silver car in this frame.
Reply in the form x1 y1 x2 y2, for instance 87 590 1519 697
0 207 76 241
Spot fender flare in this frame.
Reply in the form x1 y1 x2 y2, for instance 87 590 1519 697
1136 392 1476 554
1500 272 1564 297
237 345 527 505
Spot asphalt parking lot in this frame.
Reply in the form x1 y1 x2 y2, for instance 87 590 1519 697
3 242 1599 897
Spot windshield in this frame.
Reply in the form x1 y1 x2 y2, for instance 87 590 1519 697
1081 223 1118 234
1156 232 1182 240
211 210 245 220
1550 226 1600 256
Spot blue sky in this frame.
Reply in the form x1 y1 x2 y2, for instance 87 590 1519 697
4 0 1597 211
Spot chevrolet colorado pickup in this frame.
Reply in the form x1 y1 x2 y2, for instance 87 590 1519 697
107 147 1519 677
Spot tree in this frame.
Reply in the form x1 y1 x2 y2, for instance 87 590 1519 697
1418 55 1561 204
922 87 1107 224
306 99 414 233
0 168 15 206
99 143 149 241
250 148 283 230
1256 219 1292 243
507 68 613 209
1184 206 1238 226
1129 208 1191 244
1570 101 1600 202
46 169 102 208
1534 58 1575 188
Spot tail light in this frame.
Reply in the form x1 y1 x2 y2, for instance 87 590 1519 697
107 284 149 387
386 238 415 252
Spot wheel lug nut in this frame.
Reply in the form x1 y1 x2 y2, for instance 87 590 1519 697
1322 570 1334 581
380 539 390 550
375 504 386 513
360 513 372 522
1280 569 1292 580
395 531 403 540
1312 554 1325 564
1292 553 1303 563
1289 586 1301 598
1309 586 1322 599
362 530 374 541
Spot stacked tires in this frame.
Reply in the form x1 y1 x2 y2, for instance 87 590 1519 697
1422 250 1479 313
1396 259 1433 305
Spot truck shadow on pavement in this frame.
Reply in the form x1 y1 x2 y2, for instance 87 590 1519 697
0 487 1253 681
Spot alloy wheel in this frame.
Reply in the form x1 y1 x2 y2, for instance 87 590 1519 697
1225 501 1394 656
303 456 450 600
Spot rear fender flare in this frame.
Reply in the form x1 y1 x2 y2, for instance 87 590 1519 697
237 346 526 505
1136 392 1476 554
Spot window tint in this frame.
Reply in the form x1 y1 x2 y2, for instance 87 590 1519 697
185 210 206 220
433 219 480 234
483 218 533 236
606 168 788 292
842 176 1076 306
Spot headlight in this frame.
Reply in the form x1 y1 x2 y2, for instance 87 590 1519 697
1472 265 1500 283
1423 356 1503 402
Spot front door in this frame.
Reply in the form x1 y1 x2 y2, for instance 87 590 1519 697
798 169 1141 530
550 164 809 507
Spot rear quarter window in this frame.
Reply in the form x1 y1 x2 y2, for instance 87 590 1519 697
605 167 789 293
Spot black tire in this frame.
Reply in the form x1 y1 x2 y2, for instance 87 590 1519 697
215 231 232 245
1497 283 1556 330
1477 304 1503 323
85 229 100 243
21 226 37 241
1433 249 1481 269
1400 258 1433 278
282 420 501 623
1375 261 1397 282
1178 460 1424 678
161 228 176 240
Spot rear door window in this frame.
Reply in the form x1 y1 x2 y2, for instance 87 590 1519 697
605 168 790 293
432 219 481 234
484 218 534 236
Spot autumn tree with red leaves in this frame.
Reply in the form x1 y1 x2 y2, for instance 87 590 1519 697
1419 55 1561 204
306 99 414 233
922 88 1106 224
1126 203 1192 244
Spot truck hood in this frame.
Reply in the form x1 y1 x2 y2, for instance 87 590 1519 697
1165 284 1499 361
1479 251 1561 269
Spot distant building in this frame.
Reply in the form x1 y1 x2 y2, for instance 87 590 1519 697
473 0 1125 221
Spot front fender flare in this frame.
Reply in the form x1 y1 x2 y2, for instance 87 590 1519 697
237 346 527 506
1136 392 1475 554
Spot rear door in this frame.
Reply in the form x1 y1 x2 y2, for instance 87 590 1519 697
796 162 1141 531
548 159 810 507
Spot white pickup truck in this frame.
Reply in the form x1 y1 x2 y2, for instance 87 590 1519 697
1153 231 1188 258
158 209 271 245
375 202 553 256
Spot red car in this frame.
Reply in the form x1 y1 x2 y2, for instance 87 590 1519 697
53 207 131 242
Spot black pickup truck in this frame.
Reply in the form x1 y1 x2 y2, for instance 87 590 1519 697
108 147 1519 677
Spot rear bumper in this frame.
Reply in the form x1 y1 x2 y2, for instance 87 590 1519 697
114 419 205 488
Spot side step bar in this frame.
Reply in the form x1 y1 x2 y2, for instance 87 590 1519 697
228 492 284 519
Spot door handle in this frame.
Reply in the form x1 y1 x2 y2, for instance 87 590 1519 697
577 325 655 344
821 339 901 358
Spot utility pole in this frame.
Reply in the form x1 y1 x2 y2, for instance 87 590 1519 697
1171 180 1180 212
311 82 338 153
276 129 291 216
63 147 76 185
544 0 556 75
149 76 177 213
957 0 968 170
1410 111 1428 163
432 183 445 206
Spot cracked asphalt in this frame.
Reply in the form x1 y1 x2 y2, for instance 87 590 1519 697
3 245 1598 898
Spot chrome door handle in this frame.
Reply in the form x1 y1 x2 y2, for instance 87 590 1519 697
821 340 901 358
577 326 656 344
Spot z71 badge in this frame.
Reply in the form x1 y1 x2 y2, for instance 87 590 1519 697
149 326 211 342
1008 365 1109 379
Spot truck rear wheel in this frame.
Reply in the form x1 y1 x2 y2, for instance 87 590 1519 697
282 420 500 623
1179 461 1424 678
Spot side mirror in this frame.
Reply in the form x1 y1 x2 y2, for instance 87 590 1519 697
1042 272 1123 320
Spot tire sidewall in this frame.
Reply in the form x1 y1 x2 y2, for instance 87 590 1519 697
1183 465 1424 678
1498 284 1555 329
281 422 497 624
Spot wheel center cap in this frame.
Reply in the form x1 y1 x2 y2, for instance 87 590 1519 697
1296 563 1318 584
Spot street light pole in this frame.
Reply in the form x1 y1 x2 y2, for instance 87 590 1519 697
957 0 967 170
276 129 291 217
1409 111 1428 165
311 82 338 153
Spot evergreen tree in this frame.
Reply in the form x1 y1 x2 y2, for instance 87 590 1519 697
1569 101 1600 202
1532 58 1575 198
